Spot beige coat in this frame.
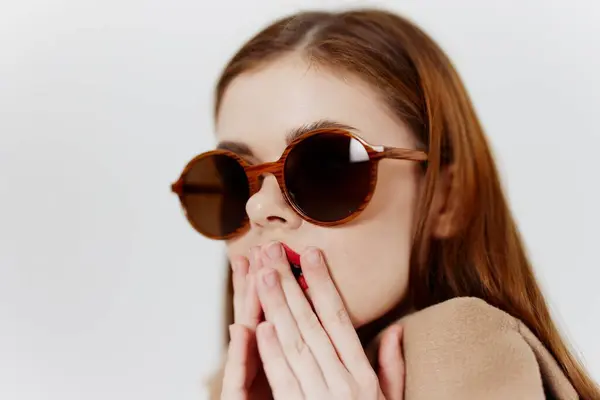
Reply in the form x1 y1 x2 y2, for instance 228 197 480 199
365 297 578 399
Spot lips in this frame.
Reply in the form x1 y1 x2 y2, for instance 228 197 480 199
281 243 308 291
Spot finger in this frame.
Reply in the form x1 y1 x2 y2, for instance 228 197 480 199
231 256 249 324
240 247 263 328
256 266 327 396
241 272 262 328
221 324 257 399
300 247 371 377
249 246 263 273
261 242 349 386
378 325 405 400
256 321 303 400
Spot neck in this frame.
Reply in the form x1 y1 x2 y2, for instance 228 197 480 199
357 298 414 347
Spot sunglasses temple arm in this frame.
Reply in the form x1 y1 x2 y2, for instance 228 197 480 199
171 181 225 195
373 146 428 162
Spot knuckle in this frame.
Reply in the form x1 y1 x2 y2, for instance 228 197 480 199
293 337 309 357
285 336 310 359
298 307 320 331
335 307 351 325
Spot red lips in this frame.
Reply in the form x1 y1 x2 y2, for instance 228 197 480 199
281 243 308 291
281 243 301 264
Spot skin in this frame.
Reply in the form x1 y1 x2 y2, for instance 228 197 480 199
222 245 405 399
217 55 422 327
216 54 426 399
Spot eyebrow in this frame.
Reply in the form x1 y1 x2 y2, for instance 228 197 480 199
216 119 358 157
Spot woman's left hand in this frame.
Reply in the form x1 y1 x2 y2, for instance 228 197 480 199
252 243 405 400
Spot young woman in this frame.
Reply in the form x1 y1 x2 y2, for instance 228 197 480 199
171 8 600 400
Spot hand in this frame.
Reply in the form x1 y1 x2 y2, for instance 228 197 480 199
220 249 272 400
253 243 405 400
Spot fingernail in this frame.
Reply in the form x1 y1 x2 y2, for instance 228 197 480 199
262 269 278 288
305 248 321 265
266 242 282 260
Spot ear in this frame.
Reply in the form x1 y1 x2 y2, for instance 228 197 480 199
430 165 460 239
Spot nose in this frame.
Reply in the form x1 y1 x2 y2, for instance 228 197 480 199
246 175 302 232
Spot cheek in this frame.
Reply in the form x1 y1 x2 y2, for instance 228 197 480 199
326 163 420 327
330 228 412 327
225 238 251 263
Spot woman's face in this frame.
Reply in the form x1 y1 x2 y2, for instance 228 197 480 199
216 55 423 328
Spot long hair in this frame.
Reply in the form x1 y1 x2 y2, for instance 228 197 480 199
207 8 599 399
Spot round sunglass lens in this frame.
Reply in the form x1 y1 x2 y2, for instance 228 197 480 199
284 133 373 223
181 154 249 238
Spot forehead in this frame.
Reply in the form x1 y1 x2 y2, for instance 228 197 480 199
215 55 415 161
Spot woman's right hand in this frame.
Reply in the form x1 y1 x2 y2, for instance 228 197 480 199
221 248 271 400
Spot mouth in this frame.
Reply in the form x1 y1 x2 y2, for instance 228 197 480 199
281 243 308 291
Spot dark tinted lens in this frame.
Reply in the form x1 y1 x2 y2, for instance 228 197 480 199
181 154 249 238
284 133 373 222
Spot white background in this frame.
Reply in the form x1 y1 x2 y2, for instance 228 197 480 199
1 0 599 399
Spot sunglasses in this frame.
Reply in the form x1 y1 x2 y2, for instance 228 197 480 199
171 128 428 240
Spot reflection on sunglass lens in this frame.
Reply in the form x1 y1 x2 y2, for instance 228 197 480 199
181 154 249 237
284 133 373 222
